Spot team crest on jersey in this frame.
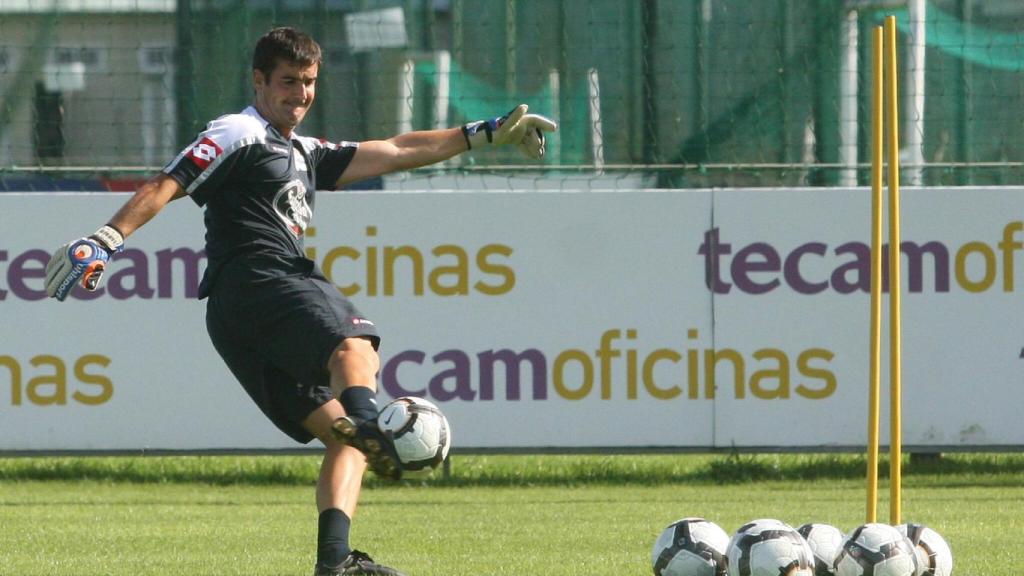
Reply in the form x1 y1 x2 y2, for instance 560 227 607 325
274 178 312 237
186 137 223 169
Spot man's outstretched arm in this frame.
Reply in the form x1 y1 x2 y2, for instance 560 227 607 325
106 173 187 237
337 104 557 187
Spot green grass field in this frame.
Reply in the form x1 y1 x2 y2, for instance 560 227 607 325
0 453 1021 575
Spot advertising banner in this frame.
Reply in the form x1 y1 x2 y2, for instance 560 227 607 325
1 188 1020 451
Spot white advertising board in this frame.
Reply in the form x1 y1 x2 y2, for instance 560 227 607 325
1 188 1021 451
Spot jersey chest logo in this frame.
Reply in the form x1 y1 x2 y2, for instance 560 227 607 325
274 178 312 238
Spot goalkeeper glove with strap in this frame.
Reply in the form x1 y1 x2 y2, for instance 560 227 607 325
45 225 125 301
462 104 558 159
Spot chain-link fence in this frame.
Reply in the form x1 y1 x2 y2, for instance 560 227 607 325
1 0 1022 190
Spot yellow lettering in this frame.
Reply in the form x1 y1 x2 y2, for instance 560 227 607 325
365 226 378 296
475 244 515 295
311 227 517 298
553 349 592 400
643 349 682 399
27 355 66 405
955 241 996 293
796 348 837 399
687 348 700 399
999 222 1023 292
626 329 638 400
0 355 22 405
750 349 789 399
72 355 113 405
383 246 424 296
706 348 744 399
321 246 361 296
429 245 470 296
596 330 620 401
304 226 317 261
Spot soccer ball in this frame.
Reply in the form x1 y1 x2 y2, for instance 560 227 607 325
376 396 451 471
726 519 815 576
835 523 919 576
651 517 730 576
896 523 953 576
797 523 845 576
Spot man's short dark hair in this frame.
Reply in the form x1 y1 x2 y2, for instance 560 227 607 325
252 27 322 78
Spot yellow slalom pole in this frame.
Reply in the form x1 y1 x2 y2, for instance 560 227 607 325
866 24 884 525
884 14 902 526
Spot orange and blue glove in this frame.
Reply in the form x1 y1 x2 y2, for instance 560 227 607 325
45 225 124 301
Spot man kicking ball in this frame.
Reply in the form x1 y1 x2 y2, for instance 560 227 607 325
44 26 555 576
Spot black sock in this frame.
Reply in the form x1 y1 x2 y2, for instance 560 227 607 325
339 386 378 422
317 508 352 566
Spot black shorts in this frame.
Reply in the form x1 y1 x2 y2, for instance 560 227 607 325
205 258 379 443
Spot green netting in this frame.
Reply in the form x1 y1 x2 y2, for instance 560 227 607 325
415 59 589 165
415 61 552 124
886 5 1024 71
0 0 1022 188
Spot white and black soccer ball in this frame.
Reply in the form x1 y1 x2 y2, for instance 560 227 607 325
376 396 451 471
726 519 815 576
835 523 919 576
651 517 730 576
896 523 953 576
797 523 845 576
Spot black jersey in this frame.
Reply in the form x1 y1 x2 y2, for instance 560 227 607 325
164 106 358 298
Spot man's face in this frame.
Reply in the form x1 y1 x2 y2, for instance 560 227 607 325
253 59 318 136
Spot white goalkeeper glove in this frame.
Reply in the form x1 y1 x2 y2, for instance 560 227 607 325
45 225 125 301
462 104 558 159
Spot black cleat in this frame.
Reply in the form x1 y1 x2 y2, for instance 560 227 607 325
314 550 407 576
331 415 403 480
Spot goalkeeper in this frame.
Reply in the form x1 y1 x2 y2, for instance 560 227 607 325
44 26 555 576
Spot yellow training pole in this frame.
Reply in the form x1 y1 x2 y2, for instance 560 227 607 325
866 24 884 525
884 14 902 526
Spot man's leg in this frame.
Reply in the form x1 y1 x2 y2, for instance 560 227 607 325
302 400 365 518
302 336 379 553
302 341 404 576
326 337 402 480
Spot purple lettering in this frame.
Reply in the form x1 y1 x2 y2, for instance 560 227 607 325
1 246 209 302
900 241 949 293
0 250 7 300
428 349 474 401
381 350 427 398
701 235 958 296
731 242 781 294
9 249 50 301
784 242 828 294
831 242 870 294
698 228 732 294
156 248 206 298
477 348 547 400
107 249 155 299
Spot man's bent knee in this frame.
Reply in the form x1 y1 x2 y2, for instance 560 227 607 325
326 337 380 391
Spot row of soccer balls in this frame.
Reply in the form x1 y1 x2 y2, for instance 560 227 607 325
652 517 953 576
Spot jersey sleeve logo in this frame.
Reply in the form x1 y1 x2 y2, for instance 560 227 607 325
186 137 223 169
